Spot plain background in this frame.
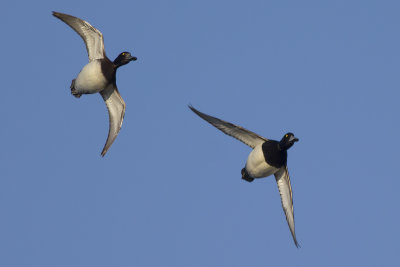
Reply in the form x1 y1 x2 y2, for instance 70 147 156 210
1 0 399 266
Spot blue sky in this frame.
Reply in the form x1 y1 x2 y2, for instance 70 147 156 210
1 0 399 266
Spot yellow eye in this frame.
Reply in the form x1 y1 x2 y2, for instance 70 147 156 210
122 53 125 55
285 134 288 138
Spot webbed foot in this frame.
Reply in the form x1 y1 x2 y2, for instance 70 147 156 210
241 168 254 182
70 79 81 98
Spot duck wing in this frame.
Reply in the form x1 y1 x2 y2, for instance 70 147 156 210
53 11 105 61
189 105 267 148
274 166 299 247
100 84 126 156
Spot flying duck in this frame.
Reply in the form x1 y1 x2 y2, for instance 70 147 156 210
53 11 137 156
189 105 300 247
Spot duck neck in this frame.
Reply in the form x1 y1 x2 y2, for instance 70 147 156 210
113 61 123 69
277 143 283 151
278 141 292 151
113 56 129 69
278 142 293 151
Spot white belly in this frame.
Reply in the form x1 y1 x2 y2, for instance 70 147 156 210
74 60 108 94
245 144 279 178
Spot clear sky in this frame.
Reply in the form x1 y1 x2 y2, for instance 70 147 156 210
1 0 399 266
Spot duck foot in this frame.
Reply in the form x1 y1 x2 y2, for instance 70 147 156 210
241 168 254 182
70 79 81 98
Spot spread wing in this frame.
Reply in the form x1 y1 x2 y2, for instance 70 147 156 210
53 11 105 61
100 84 126 157
274 166 299 247
189 105 267 148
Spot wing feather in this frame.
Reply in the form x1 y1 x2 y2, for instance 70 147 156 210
53 11 105 61
100 84 126 156
274 166 299 247
189 105 267 148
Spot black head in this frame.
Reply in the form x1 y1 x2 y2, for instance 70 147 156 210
113 52 137 67
279 132 299 151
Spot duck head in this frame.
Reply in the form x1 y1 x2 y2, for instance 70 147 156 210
114 52 137 68
279 132 299 150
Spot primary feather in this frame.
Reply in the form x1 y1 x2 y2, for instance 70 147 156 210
189 105 268 148
53 11 105 61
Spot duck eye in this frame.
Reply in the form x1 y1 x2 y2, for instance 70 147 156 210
122 53 125 56
285 134 288 138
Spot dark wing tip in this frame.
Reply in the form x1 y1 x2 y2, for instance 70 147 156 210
188 103 195 111
188 105 212 123
294 239 300 248
52 11 77 21
188 104 203 117
52 11 68 21
52 11 64 17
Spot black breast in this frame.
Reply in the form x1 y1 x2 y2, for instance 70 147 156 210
100 58 116 84
262 140 287 168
